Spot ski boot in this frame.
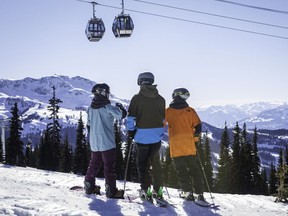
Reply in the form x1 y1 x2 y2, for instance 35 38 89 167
153 186 169 207
179 190 195 201
105 184 124 199
84 181 101 195
139 187 153 203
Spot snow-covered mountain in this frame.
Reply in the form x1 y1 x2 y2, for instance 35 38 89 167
1 75 287 132
1 75 288 177
0 75 129 134
197 101 288 130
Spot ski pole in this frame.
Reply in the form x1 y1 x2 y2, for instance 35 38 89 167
123 136 134 193
164 185 170 199
196 147 215 205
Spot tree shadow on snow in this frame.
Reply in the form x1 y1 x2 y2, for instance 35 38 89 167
183 200 221 216
88 197 124 216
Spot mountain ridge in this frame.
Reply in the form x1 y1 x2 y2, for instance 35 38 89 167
0 75 287 173
1 75 287 131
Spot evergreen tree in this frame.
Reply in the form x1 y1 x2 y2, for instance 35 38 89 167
59 134 72 173
230 122 242 194
203 132 214 192
251 126 262 194
259 168 269 195
216 122 232 193
25 139 33 167
167 162 179 189
114 120 124 180
30 143 38 168
6 102 25 166
240 123 253 194
285 145 288 186
73 112 88 175
162 145 171 186
269 163 277 195
275 151 288 203
0 132 3 163
46 86 63 171
277 149 284 173
162 145 179 189
37 130 49 170
275 148 288 202
123 136 138 182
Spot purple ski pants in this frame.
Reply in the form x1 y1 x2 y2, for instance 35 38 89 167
85 148 117 193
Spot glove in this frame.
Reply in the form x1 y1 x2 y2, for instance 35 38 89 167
128 130 137 140
116 103 127 119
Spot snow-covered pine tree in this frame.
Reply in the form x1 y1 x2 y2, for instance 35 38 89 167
6 102 25 166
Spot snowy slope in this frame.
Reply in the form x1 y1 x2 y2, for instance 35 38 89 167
0 164 287 216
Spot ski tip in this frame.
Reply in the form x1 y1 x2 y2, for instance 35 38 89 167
69 186 84 190
210 204 220 210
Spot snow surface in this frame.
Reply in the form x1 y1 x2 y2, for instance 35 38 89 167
0 164 287 216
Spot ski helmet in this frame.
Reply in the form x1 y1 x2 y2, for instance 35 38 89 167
172 88 190 100
91 83 110 98
137 72 154 86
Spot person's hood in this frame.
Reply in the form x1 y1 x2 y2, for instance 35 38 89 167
139 85 159 98
90 95 110 109
169 96 189 109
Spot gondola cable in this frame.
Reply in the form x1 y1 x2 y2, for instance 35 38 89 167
133 0 288 30
215 0 288 15
97 3 288 40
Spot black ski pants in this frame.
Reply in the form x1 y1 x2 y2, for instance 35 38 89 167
135 141 163 192
173 155 204 194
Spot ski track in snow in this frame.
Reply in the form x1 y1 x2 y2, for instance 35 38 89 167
0 164 287 216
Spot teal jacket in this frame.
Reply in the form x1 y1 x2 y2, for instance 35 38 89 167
87 103 122 152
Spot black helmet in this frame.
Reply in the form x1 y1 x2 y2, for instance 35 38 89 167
137 72 154 86
172 88 190 100
91 83 110 98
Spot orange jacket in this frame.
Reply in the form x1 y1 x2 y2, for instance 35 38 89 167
164 106 201 158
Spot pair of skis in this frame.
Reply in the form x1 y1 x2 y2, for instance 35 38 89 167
70 186 218 209
126 194 172 208
179 193 219 209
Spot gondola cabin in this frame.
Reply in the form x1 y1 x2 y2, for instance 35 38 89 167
85 18 105 42
112 14 134 38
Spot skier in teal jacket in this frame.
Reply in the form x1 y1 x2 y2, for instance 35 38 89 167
85 83 127 199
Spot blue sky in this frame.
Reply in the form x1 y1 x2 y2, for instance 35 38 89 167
0 0 287 107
